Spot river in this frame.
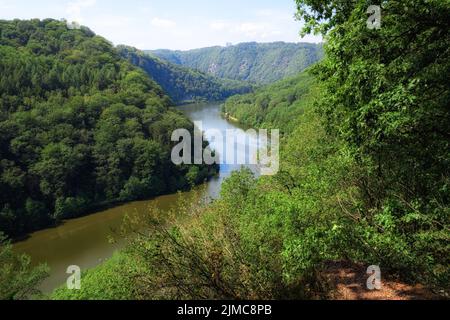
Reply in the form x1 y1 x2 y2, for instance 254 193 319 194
13 102 260 294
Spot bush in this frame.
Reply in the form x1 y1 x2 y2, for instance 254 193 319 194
51 252 142 300
0 233 49 300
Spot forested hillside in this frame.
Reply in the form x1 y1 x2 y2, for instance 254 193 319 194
51 0 449 300
149 42 323 84
118 46 252 104
0 19 216 238
223 70 318 134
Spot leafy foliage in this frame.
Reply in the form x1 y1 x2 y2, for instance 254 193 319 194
0 232 49 300
222 70 319 134
294 0 450 286
51 251 141 300
119 46 253 104
0 19 216 238
149 42 324 84
116 0 450 298
47 0 450 299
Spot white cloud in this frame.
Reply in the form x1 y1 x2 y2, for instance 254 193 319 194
208 20 282 39
255 9 275 17
0 0 14 10
66 0 96 23
236 22 266 36
151 18 176 28
0 1 322 50
256 8 293 20
93 15 131 28
210 21 229 31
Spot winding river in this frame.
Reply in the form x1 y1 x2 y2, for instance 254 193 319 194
13 103 260 294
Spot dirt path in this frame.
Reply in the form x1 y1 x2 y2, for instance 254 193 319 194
322 261 442 300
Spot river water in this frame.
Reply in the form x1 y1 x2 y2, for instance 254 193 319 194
13 103 260 294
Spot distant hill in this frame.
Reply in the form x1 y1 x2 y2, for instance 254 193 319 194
118 46 253 104
148 42 323 84
222 69 320 134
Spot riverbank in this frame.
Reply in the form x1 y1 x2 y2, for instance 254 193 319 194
222 112 239 123
14 102 255 294
12 171 219 244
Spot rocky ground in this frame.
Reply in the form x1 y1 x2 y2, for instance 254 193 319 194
322 261 445 300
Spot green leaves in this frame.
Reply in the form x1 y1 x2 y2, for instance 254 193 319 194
295 0 450 288
223 70 318 134
118 46 253 104
0 233 49 300
0 19 214 238
148 42 323 85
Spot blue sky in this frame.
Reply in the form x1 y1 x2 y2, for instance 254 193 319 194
0 0 322 50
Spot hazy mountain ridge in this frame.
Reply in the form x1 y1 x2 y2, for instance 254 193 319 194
118 46 253 104
148 41 324 84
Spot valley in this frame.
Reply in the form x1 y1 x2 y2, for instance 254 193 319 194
14 102 261 295
148 42 324 84
1 0 448 302
119 46 253 104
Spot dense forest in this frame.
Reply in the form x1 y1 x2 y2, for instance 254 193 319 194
0 19 216 239
1 0 449 301
49 0 449 300
222 70 318 134
149 41 323 84
119 46 253 104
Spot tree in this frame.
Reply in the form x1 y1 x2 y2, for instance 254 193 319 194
295 0 450 286
118 46 253 104
0 233 49 300
0 19 216 238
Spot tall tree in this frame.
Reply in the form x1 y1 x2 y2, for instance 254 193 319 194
295 0 450 284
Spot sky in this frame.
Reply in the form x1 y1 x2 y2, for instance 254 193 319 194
0 0 322 50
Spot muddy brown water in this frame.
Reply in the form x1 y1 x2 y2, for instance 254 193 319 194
13 102 261 294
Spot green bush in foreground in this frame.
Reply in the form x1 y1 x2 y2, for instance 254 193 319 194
0 233 49 300
51 0 449 299
51 251 142 300
74 104 351 300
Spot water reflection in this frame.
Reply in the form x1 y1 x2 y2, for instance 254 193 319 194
14 103 258 293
